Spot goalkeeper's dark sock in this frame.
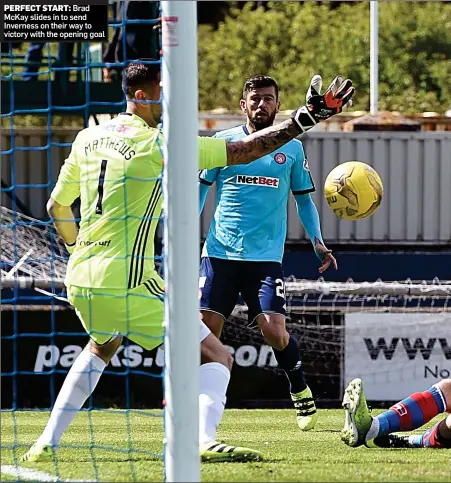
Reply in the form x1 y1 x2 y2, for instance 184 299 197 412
272 336 307 394
366 384 446 441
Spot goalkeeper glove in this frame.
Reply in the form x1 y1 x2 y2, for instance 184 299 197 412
65 241 76 255
291 75 355 133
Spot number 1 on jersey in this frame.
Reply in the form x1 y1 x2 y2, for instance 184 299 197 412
95 159 108 214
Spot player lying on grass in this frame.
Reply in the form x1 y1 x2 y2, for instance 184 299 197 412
342 377 451 449
199 75 341 431
21 60 354 463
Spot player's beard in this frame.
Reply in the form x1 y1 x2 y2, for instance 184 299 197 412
248 109 277 131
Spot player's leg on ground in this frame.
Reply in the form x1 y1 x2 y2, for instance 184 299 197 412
256 312 317 431
21 337 122 462
439 412 451 440
199 325 262 462
430 412 451 447
342 377 450 448
378 378 451 449
367 377 449 447
374 414 451 449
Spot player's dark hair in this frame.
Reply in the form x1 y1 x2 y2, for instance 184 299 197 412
123 59 160 99
243 76 279 100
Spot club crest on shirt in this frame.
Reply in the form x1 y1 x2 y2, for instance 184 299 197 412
274 153 287 164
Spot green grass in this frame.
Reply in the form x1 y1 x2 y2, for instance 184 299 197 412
1 409 449 482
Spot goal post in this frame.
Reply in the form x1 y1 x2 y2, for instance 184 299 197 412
161 2 201 482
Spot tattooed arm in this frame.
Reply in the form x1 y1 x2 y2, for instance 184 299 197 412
226 118 300 166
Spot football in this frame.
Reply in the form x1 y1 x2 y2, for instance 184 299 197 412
324 161 383 220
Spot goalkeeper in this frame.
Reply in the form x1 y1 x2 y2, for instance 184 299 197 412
199 75 346 431
341 377 451 449
21 61 354 463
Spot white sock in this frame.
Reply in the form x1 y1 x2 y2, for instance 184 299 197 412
199 362 230 446
37 349 106 447
365 417 380 442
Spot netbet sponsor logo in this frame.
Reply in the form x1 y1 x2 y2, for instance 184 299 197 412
34 344 278 372
236 175 279 188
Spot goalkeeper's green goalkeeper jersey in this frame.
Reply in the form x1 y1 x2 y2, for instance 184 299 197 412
51 113 227 289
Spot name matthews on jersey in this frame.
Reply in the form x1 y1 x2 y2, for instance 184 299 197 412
84 137 136 161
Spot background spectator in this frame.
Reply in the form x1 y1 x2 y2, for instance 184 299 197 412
102 0 160 83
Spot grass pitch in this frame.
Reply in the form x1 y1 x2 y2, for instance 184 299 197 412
1 409 449 482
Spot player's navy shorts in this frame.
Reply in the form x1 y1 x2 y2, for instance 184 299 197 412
199 257 286 324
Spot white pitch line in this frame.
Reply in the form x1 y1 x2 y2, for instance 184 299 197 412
1 465 95 482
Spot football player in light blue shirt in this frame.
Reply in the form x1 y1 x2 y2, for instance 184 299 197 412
199 76 337 432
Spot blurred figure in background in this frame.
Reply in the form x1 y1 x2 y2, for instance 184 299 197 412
102 0 160 83
22 43 76 83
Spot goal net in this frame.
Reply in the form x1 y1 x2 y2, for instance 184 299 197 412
1 206 67 290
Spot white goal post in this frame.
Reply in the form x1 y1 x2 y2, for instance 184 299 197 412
161 2 200 482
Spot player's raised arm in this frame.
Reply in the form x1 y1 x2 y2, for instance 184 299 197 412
226 75 354 166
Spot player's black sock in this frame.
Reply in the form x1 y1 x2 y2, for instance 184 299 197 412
272 336 307 394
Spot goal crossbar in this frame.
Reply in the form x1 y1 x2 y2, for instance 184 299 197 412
3 277 451 298
286 279 451 297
